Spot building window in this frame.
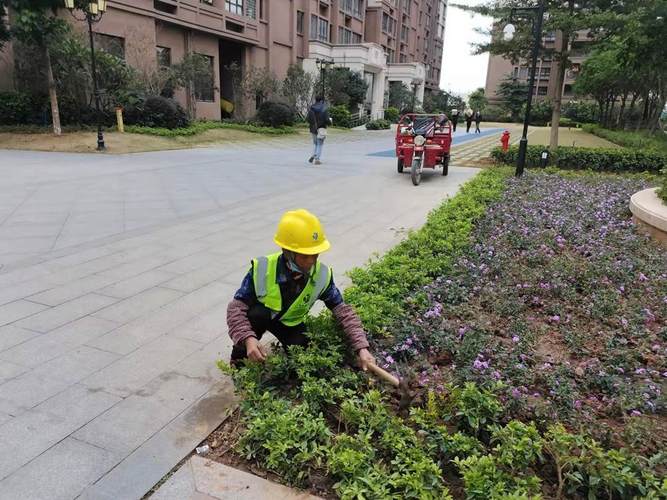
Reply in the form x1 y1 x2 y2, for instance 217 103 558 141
338 27 362 44
519 67 528 79
386 47 395 63
94 33 125 59
538 86 548 96
403 0 411 14
401 25 409 41
194 54 215 102
399 53 407 63
296 11 304 34
225 0 243 15
341 0 363 18
310 14 329 42
564 84 573 95
156 46 171 67
540 67 551 77
382 13 395 35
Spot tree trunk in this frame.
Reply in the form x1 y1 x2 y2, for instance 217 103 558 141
616 91 628 129
549 31 568 150
640 90 650 129
649 96 665 134
627 93 638 129
44 46 61 135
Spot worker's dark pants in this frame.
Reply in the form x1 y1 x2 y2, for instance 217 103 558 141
452 117 458 131
466 120 472 133
230 303 309 363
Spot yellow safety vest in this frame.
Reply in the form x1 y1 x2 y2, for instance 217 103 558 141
252 252 332 326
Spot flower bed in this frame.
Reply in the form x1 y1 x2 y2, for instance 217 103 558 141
212 169 666 499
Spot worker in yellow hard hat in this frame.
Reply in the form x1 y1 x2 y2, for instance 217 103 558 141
227 209 375 370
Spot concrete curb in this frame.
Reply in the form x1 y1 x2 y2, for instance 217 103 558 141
630 187 667 246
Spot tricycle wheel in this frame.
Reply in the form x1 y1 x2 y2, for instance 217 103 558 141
442 155 450 176
397 158 404 173
411 158 421 186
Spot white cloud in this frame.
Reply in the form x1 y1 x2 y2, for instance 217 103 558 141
439 0 493 97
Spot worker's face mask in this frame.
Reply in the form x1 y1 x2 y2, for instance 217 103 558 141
285 251 317 276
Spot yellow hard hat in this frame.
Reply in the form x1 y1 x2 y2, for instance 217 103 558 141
274 209 330 255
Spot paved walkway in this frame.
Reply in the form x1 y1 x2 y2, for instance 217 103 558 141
0 129 494 500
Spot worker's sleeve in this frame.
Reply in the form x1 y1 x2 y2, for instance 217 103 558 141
227 269 257 346
331 303 370 352
320 273 344 309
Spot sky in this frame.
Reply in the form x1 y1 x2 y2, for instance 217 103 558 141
439 0 493 98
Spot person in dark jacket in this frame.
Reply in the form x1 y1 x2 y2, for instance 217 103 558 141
226 209 375 370
307 96 330 165
450 108 459 132
474 110 482 133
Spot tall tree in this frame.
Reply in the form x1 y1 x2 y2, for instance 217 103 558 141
280 64 313 119
468 87 488 111
10 0 66 135
0 0 9 48
456 0 615 148
497 76 529 121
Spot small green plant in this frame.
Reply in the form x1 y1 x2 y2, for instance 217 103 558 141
658 168 667 204
454 454 542 499
450 382 504 433
125 120 295 137
365 119 391 130
384 107 400 122
329 105 352 128
490 420 543 471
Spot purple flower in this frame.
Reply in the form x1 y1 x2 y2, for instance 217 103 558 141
550 315 560 323
512 335 520 343
630 410 642 417
635 368 647 375
621 318 628 329
511 388 522 399
385 355 395 365
639 272 648 282
492 370 502 380
574 400 582 410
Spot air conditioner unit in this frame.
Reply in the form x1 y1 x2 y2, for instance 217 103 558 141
202 0 213 4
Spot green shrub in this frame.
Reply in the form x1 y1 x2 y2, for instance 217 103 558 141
583 124 667 154
124 95 190 129
0 91 48 125
659 169 667 205
329 104 352 128
125 120 295 137
256 101 295 128
491 145 667 173
365 119 390 130
559 117 579 128
384 107 400 122
562 100 598 123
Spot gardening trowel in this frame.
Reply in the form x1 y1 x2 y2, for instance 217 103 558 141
366 363 413 410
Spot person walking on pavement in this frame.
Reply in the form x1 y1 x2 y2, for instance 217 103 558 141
464 107 474 133
307 96 330 165
226 209 376 371
450 108 459 132
474 110 482 134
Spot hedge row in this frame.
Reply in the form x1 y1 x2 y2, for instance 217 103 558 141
659 169 667 204
491 145 667 173
583 124 667 154
365 119 391 130
125 121 296 137
344 167 511 333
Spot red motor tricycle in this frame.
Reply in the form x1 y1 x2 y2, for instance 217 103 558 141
395 114 452 186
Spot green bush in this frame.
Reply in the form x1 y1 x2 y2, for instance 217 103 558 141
559 117 579 128
0 91 48 125
123 95 190 129
365 119 390 130
562 100 598 123
583 124 667 154
125 120 295 137
256 101 295 128
659 169 667 205
384 107 400 122
483 104 513 123
491 145 667 173
329 104 352 128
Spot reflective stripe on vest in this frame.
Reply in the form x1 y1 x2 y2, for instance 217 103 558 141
252 252 332 326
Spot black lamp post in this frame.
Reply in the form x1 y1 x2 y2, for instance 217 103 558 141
503 0 547 176
64 0 108 151
411 79 420 112
316 58 333 99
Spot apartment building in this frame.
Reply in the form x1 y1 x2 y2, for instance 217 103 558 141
485 30 593 105
0 0 447 120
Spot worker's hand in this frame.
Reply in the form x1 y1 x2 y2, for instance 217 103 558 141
357 348 375 372
245 337 266 363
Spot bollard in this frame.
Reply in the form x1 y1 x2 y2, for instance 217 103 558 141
115 107 124 133
540 150 549 168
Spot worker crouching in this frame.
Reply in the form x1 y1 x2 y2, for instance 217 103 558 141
226 209 375 370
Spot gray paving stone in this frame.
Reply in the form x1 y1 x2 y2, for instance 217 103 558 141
34 383 121 421
149 460 196 500
172 335 233 382
14 293 118 333
0 316 119 367
82 336 202 397
0 371 69 409
29 346 120 384
160 263 237 293
156 251 222 275
0 411 12 426
0 437 121 500
87 282 230 355
77 379 236 500
27 274 120 306
96 253 181 281
93 286 184 324
0 299 49 327
98 269 177 299
0 360 29 384
0 324 40 352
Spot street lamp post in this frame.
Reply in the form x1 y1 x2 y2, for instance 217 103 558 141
503 0 547 176
411 79 420 112
316 58 333 99
64 0 108 151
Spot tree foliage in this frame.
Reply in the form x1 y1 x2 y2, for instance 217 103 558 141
467 87 488 111
0 0 9 49
388 81 415 112
318 67 368 111
280 64 314 119
497 76 528 121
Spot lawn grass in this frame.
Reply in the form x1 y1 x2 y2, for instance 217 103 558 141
584 124 667 154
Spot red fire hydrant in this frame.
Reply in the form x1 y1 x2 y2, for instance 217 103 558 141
500 130 511 152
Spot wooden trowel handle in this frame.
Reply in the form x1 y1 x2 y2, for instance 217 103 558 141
366 363 400 387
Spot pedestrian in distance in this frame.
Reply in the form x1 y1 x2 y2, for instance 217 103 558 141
450 108 459 132
226 209 376 372
474 110 482 134
307 95 330 165
464 107 474 133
